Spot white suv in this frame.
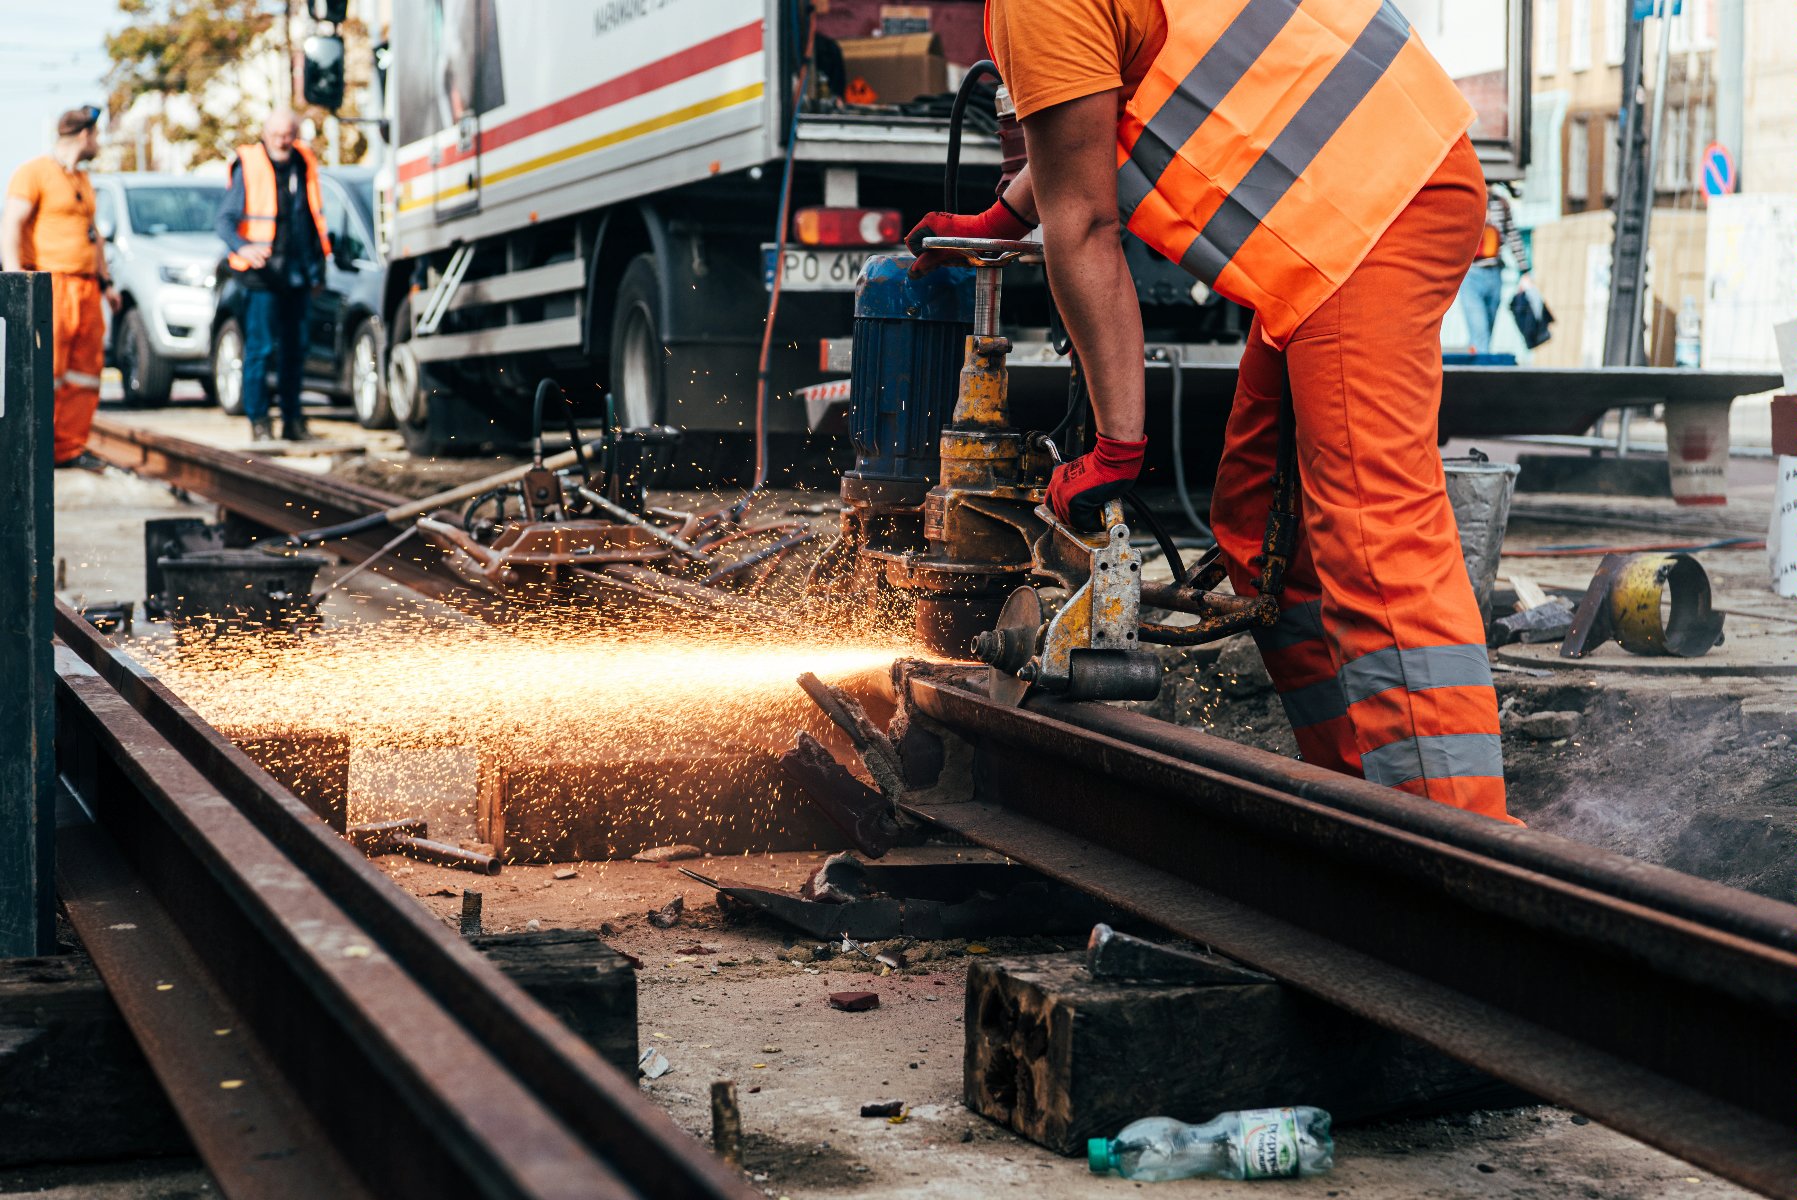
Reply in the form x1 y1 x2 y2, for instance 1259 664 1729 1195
94 174 228 407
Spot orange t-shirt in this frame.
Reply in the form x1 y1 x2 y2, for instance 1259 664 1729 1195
6 156 99 274
987 0 1168 121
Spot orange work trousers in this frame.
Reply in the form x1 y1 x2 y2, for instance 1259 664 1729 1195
51 273 105 464
1210 136 1516 824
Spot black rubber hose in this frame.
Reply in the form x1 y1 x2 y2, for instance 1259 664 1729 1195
945 59 1001 212
1124 491 1186 585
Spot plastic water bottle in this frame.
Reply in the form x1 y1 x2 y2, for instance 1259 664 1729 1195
1675 296 1702 369
1088 1107 1334 1182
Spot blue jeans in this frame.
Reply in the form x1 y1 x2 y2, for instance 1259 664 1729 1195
240 286 308 425
1457 261 1503 355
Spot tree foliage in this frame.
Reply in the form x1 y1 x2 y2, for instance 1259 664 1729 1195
104 0 373 167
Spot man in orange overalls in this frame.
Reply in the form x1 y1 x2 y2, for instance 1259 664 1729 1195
908 0 1514 823
2 106 120 469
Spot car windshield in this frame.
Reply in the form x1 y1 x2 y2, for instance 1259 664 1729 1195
125 186 226 236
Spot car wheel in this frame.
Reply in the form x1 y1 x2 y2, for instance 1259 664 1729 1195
609 254 664 429
119 308 173 408
212 318 247 417
349 319 393 429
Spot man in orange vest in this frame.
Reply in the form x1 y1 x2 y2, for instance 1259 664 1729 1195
908 0 1514 823
1 105 121 469
215 108 332 443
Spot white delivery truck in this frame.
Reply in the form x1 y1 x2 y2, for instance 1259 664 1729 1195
356 0 1531 461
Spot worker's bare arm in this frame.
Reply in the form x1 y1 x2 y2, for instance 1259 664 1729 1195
1022 91 1144 441
1 195 35 273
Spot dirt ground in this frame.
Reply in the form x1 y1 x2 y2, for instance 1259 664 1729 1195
32 393 1794 1198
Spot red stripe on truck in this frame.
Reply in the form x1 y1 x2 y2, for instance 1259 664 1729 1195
396 20 765 184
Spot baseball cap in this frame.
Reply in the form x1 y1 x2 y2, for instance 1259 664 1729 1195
58 105 102 137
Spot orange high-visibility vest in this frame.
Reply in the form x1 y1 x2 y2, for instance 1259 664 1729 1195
1112 0 1475 347
227 141 332 272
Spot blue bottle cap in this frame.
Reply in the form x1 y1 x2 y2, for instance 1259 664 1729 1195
1087 1138 1115 1173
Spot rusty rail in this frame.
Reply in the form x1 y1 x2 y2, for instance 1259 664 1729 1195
54 601 754 1200
901 671 1797 1199
86 416 798 627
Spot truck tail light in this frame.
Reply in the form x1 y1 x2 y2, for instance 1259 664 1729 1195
792 207 902 248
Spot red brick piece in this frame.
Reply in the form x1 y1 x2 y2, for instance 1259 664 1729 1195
829 990 880 1012
1771 395 1797 458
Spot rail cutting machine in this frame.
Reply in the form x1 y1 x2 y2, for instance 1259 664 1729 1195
812 236 1303 706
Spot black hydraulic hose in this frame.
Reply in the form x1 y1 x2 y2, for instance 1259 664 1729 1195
944 59 1001 212
533 377 595 489
1124 491 1186 585
1159 344 1214 539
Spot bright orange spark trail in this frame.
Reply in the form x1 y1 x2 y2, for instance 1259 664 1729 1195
135 613 925 858
138 614 915 760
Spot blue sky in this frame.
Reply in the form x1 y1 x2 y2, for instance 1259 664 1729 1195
0 0 121 179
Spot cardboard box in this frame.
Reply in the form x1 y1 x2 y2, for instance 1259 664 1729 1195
838 32 946 104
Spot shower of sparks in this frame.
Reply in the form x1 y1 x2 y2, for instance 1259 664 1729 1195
135 610 926 861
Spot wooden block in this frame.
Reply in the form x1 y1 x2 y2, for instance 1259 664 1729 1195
236 733 351 831
1506 573 1551 613
966 953 1527 1155
0 954 189 1165
468 929 638 1075
489 753 847 863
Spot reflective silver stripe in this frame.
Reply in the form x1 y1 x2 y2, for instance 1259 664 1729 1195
1119 0 1298 225
1362 732 1505 786
1252 598 1324 652
1276 640 1493 731
1181 1 1412 283
1278 675 1347 730
1340 643 1493 706
60 370 103 389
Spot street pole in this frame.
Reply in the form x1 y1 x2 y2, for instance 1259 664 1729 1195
1715 0 1744 187
0 272 56 958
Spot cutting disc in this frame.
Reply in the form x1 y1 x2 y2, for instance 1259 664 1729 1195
987 586 1045 707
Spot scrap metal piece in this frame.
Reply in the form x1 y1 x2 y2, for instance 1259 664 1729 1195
348 817 500 875
1085 923 1270 986
1561 552 1726 658
1610 553 1726 657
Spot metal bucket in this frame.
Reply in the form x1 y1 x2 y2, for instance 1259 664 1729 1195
1443 453 1520 627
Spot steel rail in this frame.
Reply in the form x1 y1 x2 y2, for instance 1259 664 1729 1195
901 673 1797 1199
54 601 756 1200
85 416 799 628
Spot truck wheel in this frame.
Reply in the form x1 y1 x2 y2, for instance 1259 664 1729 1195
119 308 173 408
609 254 664 428
211 317 247 417
387 340 428 428
349 319 393 429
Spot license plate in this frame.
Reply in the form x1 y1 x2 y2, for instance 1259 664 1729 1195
761 246 885 292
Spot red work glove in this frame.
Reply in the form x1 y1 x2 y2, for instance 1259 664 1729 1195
904 196 1034 276
1047 435 1147 532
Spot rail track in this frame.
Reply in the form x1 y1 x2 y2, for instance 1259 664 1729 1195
54 600 754 1200
86 416 799 628
85 417 1797 1197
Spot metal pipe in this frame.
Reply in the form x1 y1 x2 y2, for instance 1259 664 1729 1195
391 833 501 875
576 487 710 561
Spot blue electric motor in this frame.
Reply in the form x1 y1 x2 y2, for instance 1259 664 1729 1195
843 254 976 500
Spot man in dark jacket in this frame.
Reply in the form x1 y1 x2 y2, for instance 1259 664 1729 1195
215 109 330 442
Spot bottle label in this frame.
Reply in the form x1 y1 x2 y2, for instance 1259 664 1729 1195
1238 1107 1300 1179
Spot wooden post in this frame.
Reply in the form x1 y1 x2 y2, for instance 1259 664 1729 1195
710 1081 742 1167
0 273 54 957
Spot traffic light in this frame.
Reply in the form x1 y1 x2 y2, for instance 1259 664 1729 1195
302 35 345 111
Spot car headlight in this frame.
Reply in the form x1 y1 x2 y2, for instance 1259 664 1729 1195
159 262 216 288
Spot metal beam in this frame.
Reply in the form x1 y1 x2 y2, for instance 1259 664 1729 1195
0 272 54 956
901 674 1797 1198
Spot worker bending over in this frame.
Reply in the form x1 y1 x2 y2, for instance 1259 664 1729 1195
908 0 1515 823
2 106 120 469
